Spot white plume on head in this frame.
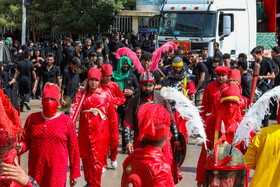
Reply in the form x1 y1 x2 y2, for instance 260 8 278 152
161 87 207 147
233 85 280 147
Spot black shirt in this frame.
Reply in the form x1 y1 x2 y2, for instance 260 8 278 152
16 60 34 83
83 46 95 58
192 62 209 90
250 59 273 92
241 71 253 99
37 64 60 86
273 56 280 86
96 50 104 59
214 50 223 65
62 67 80 102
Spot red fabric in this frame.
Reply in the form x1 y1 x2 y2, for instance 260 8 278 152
42 100 59 117
220 83 241 104
42 83 60 102
264 0 277 32
123 145 175 187
201 81 223 121
25 180 34 187
214 66 229 75
88 68 102 82
70 88 118 185
173 110 188 143
228 69 241 84
101 64 113 76
101 81 126 106
137 104 171 141
187 81 196 95
82 156 103 187
21 113 81 187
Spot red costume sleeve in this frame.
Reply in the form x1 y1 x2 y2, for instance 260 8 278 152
200 85 210 121
112 83 126 106
25 179 34 187
196 144 207 182
187 81 196 95
21 115 31 153
108 97 120 144
69 91 83 120
66 117 81 179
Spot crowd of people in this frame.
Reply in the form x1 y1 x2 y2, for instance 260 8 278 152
0 30 280 187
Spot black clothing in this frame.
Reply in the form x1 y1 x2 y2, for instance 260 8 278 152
109 42 124 71
241 71 253 99
95 50 104 59
52 45 63 69
214 50 223 65
250 59 273 93
192 62 209 90
83 46 95 58
133 39 142 48
73 51 84 62
0 71 18 109
273 56 280 86
177 54 190 65
102 43 109 64
142 40 151 51
264 56 278 74
37 64 60 86
16 60 34 83
62 67 80 103
64 45 75 67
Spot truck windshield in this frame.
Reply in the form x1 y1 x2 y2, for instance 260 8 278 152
159 13 216 37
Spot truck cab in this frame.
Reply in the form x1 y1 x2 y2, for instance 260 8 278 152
158 0 257 59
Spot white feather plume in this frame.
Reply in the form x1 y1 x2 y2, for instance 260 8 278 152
233 85 280 147
161 87 207 147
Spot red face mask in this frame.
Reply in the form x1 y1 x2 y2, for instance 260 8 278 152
42 100 58 117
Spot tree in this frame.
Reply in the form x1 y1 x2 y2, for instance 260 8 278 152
53 0 126 34
0 4 22 31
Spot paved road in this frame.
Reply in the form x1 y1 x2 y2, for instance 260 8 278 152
19 99 266 187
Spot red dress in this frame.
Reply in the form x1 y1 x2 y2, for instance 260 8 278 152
123 145 175 187
21 113 81 187
200 81 222 121
70 88 119 186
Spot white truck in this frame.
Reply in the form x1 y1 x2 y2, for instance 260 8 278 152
157 0 257 59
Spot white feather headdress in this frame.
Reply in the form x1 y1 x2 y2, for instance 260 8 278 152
233 85 280 147
161 87 207 149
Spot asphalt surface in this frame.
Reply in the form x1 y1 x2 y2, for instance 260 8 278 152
19 99 272 187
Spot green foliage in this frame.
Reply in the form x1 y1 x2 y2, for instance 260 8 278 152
53 0 126 34
0 0 126 34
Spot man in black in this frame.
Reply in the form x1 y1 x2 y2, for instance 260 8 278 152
95 40 104 60
109 35 124 71
102 36 110 63
272 46 280 86
64 37 75 67
73 41 84 62
250 47 275 126
14 50 36 111
61 57 81 115
238 59 253 99
32 53 60 95
189 50 209 106
83 38 95 58
214 42 223 65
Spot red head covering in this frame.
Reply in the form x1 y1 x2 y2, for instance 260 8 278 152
137 103 170 141
88 67 102 82
228 69 241 83
220 83 241 104
42 83 60 102
214 66 229 75
101 64 113 76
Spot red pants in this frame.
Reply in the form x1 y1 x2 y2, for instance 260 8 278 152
82 155 104 187
103 142 119 168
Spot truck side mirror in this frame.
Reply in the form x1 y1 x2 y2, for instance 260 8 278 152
223 15 231 36
208 41 214 58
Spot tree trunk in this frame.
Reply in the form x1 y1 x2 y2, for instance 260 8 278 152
32 27 36 43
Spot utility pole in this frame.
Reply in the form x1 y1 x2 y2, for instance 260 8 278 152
21 0 26 45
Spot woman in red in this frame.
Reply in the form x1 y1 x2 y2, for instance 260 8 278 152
20 83 81 187
70 68 119 187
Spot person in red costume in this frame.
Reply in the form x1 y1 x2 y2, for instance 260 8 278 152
228 69 249 116
70 68 119 187
101 64 125 170
124 70 182 184
0 85 23 187
122 103 174 187
200 66 229 121
196 82 248 186
19 83 81 187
